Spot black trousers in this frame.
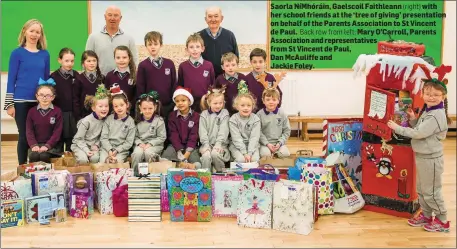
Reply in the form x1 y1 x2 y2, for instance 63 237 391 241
14 102 36 164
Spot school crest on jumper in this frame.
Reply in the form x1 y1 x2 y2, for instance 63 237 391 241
245 123 252 131
123 125 129 131
50 117 55 124
149 125 155 133
276 118 282 126
217 118 221 126
267 81 273 87
188 121 195 128
203 70 209 77
165 68 170 75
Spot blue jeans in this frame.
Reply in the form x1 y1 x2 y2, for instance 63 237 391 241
14 102 36 164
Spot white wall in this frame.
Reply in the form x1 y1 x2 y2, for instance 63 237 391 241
1 2 456 134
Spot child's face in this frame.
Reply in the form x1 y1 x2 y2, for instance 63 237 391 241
112 98 129 117
423 86 445 107
263 95 280 111
174 95 191 113
250 56 266 73
222 59 238 76
83 56 97 72
92 98 109 118
36 87 55 106
237 97 253 117
146 40 162 58
209 95 224 113
25 23 42 45
114 50 130 70
140 100 156 120
186 41 204 60
58 53 75 71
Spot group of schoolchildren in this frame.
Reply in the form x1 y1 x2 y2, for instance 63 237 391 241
28 31 291 174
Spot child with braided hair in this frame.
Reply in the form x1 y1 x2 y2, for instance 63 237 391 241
131 91 167 175
388 64 453 233
71 84 109 164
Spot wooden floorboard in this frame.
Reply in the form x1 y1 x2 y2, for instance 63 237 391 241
1 139 456 248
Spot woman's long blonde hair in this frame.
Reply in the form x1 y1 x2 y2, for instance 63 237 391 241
18 19 47 50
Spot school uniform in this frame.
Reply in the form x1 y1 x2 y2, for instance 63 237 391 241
26 104 63 163
199 109 230 172
73 71 105 121
136 57 177 119
50 68 79 152
177 57 215 112
214 73 247 115
105 68 136 115
257 108 291 158
71 112 106 164
99 113 136 163
162 109 201 167
228 113 261 162
131 115 166 175
245 71 283 111
393 103 448 222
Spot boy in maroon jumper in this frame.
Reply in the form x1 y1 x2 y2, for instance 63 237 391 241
214 52 247 115
245 48 285 111
136 31 177 119
177 33 215 113
26 79 63 163
162 87 201 169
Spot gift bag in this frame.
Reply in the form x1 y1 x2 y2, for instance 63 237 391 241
242 164 280 181
237 178 274 229
67 172 94 218
1 199 24 228
31 170 70 196
167 169 212 222
95 168 133 215
212 174 243 217
160 174 169 212
128 175 161 222
70 194 94 219
272 180 316 235
25 193 66 224
138 161 175 175
91 162 131 173
1 171 33 201
302 164 334 215
113 184 129 217
329 163 365 214
17 162 52 179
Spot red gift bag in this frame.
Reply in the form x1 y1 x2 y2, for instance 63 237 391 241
361 141 419 218
112 184 128 217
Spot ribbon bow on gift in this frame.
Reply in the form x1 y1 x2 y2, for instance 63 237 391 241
138 173 151 180
38 78 56 86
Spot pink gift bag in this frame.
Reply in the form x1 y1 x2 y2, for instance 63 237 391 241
112 184 128 217
161 189 169 212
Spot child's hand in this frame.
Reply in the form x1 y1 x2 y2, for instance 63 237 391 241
244 154 252 163
87 151 94 157
406 108 416 120
177 150 185 161
213 146 223 154
112 150 118 157
31 146 40 152
39 146 48 152
90 145 99 152
387 120 399 130
139 143 146 149
144 144 151 150
267 144 276 153
183 151 191 160
273 143 281 151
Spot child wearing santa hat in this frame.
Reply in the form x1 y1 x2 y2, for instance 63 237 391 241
162 87 201 169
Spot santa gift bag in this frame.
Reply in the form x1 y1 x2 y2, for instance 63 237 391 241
272 180 316 235
31 170 70 196
167 168 212 222
237 178 274 229
212 174 243 217
95 168 133 215
1 171 33 201
302 164 334 215
128 175 161 222
328 163 365 214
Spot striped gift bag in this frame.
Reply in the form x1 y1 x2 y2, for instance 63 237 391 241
128 175 161 222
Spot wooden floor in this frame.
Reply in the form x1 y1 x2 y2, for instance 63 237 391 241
1 138 456 248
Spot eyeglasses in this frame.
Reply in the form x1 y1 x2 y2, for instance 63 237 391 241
37 94 54 99
423 93 443 99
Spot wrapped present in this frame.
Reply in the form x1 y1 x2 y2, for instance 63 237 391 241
230 162 259 171
272 180 316 235
138 161 175 175
377 40 425 57
160 174 169 212
1 171 32 201
302 164 334 215
113 184 128 217
67 172 94 197
212 174 243 218
70 193 94 219
17 162 52 179
167 169 212 222
237 178 274 229
91 162 130 173
323 118 363 156
362 142 419 218
128 175 161 222
25 192 66 224
95 168 133 215
31 170 70 196
1 199 24 228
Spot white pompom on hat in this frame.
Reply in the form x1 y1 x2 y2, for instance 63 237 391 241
173 86 194 105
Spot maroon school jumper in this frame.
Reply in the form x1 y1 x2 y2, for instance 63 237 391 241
167 109 200 151
244 72 283 111
26 104 63 149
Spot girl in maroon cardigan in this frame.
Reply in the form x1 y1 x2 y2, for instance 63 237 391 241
26 79 63 163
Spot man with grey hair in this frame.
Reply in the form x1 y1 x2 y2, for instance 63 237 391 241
86 5 139 75
199 6 239 77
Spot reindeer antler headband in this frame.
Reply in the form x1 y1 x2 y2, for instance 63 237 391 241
414 64 452 93
255 72 286 90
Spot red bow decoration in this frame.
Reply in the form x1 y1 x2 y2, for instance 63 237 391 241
434 64 452 82
176 86 192 94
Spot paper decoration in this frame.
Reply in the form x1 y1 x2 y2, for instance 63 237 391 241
128 176 162 222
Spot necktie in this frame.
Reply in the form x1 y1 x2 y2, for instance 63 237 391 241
194 61 200 67
228 77 235 82
119 72 127 78
89 74 95 82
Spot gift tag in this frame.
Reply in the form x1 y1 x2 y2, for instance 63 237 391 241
39 176 49 190
72 195 76 210
138 162 148 175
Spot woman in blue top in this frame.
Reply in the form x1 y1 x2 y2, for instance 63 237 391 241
4 19 50 164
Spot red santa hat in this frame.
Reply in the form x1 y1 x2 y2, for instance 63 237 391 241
380 155 392 163
173 86 194 105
